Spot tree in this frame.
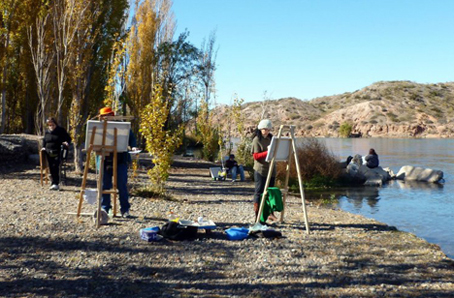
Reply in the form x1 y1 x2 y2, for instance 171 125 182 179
125 0 174 135
196 98 220 161
52 0 87 124
67 0 128 173
27 12 55 135
0 0 18 133
155 31 200 129
197 30 217 105
140 84 182 194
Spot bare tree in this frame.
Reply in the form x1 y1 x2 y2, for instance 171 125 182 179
198 30 217 105
52 0 87 124
28 14 55 135
260 90 272 120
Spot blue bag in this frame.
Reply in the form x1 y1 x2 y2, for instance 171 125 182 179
225 227 249 240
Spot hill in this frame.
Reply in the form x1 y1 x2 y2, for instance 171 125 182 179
213 81 454 138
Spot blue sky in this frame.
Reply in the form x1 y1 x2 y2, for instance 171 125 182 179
172 0 454 105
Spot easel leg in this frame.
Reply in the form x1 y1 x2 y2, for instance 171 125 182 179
290 128 310 234
40 151 43 187
77 147 93 217
96 156 105 228
113 129 118 217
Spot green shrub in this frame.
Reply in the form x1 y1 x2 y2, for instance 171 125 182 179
339 122 352 138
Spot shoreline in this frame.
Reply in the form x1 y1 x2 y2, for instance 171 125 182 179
1 156 453 297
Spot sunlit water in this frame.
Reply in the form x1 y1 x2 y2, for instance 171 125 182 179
318 138 454 259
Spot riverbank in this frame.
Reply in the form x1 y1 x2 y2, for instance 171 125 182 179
1 155 453 297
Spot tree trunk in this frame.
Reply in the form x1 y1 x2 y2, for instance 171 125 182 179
73 144 84 174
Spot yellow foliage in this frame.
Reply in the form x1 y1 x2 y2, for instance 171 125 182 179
140 85 183 193
196 99 220 161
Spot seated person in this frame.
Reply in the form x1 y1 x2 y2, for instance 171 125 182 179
365 148 379 168
225 154 245 182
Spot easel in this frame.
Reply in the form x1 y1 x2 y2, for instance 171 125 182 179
255 125 310 234
39 149 49 186
77 118 119 228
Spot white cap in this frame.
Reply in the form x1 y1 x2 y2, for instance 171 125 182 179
258 119 272 130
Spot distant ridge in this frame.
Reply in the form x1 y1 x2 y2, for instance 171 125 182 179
213 81 454 138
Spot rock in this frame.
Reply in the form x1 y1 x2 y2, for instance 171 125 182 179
396 166 444 183
0 134 42 164
382 167 396 179
359 165 391 186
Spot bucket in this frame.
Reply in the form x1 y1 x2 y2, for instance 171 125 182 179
83 189 97 205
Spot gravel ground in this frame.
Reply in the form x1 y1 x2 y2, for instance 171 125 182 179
1 155 453 298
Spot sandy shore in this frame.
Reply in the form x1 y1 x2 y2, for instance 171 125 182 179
1 155 453 297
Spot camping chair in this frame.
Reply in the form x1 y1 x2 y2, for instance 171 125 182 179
59 144 69 186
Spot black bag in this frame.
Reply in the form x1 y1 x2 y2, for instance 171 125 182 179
159 221 198 241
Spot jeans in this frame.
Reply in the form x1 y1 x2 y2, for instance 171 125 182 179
231 165 245 181
253 171 275 203
102 162 130 214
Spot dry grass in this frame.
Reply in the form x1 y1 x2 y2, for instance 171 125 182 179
276 138 342 186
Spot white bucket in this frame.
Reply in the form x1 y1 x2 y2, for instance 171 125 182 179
83 189 98 205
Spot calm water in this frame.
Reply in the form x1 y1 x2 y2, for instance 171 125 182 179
318 138 454 259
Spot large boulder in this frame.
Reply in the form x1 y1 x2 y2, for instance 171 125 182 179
0 134 42 164
358 165 391 186
396 165 444 183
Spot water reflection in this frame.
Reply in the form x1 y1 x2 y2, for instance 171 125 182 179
387 179 444 190
343 187 380 211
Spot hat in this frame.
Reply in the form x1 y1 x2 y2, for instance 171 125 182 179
258 119 272 130
99 107 115 116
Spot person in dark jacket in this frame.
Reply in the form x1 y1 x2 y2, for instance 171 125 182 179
98 107 137 218
225 154 245 182
42 117 71 190
365 148 379 168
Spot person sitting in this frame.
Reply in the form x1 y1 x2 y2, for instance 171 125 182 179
365 148 379 168
225 154 245 182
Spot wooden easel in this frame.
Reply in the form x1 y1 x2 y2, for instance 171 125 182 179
39 149 49 186
255 125 310 234
77 119 119 228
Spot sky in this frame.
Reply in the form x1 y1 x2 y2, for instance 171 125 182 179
172 0 454 105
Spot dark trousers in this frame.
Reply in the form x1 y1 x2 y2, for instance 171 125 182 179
253 171 275 203
101 163 130 214
46 153 60 185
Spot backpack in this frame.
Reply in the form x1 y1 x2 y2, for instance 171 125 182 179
158 221 198 241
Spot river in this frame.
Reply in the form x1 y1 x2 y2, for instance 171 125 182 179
318 138 454 259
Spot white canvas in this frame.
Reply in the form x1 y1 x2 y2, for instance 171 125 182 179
265 137 292 162
85 120 131 152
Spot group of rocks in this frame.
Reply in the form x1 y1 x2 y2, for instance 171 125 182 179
341 154 444 186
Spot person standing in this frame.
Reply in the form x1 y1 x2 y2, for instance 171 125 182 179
98 107 137 218
42 117 71 190
251 119 277 221
365 148 379 169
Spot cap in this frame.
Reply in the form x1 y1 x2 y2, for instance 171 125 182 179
99 107 115 116
258 119 272 130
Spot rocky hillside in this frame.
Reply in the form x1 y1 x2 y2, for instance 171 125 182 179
213 81 454 138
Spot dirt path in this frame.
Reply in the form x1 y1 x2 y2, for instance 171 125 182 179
0 156 453 297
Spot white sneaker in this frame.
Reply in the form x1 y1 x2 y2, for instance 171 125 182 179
49 184 59 191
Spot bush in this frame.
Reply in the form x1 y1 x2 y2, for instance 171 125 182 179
339 122 352 137
276 138 342 189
